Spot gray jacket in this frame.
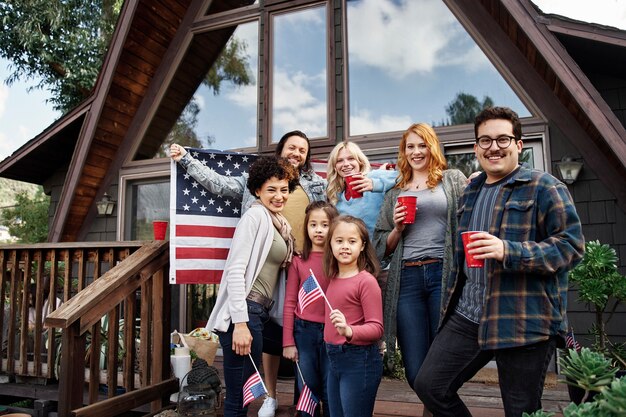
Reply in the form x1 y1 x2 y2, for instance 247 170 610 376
179 152 327 212
373 169 467 352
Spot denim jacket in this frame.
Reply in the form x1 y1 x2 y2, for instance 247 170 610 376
179 152 327 213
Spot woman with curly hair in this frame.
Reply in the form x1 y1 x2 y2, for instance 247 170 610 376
373 123 467 406
205 156 299 417
326 141 396 239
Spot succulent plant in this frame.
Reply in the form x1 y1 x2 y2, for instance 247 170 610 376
559 348 617 397
597 376 626 414
522 410 555 417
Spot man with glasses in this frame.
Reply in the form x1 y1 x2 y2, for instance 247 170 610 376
414 107 584 416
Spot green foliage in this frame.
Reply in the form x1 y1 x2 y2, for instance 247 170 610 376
0 189 49 243
205 37 251 95
445 92 494 125
562 401 604 417
0 0 123 112
597 376 626 414
569 240 626 354
383 348 406 380
560 348 617 394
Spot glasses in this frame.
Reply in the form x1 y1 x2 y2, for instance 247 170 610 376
476 135 516 150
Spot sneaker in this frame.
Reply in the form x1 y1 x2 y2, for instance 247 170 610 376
258 396 278 417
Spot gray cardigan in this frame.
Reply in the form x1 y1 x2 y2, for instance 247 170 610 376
206 204 275 332
373 169 467 352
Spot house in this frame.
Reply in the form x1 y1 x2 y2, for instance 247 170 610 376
1 0 625 345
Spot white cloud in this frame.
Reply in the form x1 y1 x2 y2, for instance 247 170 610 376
226 83 257 108
533 0 626 30
0 83 8 117
350 109 412 136
271 70 327 137
347 0 490 78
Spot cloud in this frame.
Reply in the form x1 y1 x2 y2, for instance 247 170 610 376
0 83 7 117
271 70 327 137
347 0 490 78
349 109 412 136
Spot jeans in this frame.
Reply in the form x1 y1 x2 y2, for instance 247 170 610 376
294 319 329 417
396 261 442 389
217 300 269 417
414 313 556 417
326 343 383 417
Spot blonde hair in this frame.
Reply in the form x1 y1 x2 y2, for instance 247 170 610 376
326 142 371 204
396 123 447 190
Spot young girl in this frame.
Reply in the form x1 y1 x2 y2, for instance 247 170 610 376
323 215 383 417
283 201 339 417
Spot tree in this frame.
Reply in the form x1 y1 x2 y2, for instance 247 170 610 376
0 0 123 112
445 92 494 125
1 189 49 243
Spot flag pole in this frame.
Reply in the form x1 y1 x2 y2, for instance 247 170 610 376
309 269 333 310
248 353 268 393
295 361 306 385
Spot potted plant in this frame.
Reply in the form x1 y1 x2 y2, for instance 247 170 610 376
568 240 626 369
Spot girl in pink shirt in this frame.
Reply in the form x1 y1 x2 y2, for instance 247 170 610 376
323 215 383 417
283 201 338 417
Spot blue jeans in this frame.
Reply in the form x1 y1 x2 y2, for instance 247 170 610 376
414 313 556 417
396 261 442 388
217 301 269 417
294 319 329 417
326 343 383 417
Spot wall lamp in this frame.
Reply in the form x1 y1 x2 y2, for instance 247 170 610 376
96 192 116 216
555 156 583 185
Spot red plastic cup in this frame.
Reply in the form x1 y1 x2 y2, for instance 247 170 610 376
397 196 417 224
344 174 363 199
386 163 396 170
461 231 484 268
153 221 168 240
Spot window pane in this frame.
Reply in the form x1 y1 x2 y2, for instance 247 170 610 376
271 5 328 141
125 180 170 240
346 0 531 136
174 22 259 152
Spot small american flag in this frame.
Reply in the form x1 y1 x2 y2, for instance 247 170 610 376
243 371 267 407
296 383 319 416
169 148 256 284
298 275 324 313
565 330 582 352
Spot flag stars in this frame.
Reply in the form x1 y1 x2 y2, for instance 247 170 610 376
191 196 199 204
192 151 199 157
183 188 191 195
200 189 207 197
216 206 223 213
201 159 208 165
200 205 207 212
226 154 233 161
217 161 224 168
208 198 215 205
183 204 190 211
224 200 231 206
233 162 240 170
225 169 232 176
233 208 240 215
192 181 199 188
209 153 216 159
184 173 190 180
242 156 249 162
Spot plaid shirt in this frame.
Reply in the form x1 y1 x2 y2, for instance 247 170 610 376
442 165 584 350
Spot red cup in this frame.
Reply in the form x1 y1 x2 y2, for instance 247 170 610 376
386 163 396 170
397 196 417 224
153 221 168 240
461 231 484 268
344 175 363 199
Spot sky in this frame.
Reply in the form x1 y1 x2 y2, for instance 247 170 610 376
1 0 625 161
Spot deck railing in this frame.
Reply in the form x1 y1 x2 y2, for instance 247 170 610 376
0 241 174 417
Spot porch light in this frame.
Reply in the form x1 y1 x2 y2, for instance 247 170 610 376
555 156 583 185
96 193 116 216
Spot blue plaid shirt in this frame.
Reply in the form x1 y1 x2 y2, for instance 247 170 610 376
441 165 584 350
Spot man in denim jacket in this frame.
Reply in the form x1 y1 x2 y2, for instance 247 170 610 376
415 107 584 417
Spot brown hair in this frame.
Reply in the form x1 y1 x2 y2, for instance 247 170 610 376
323 215 380 279
474 106 522 141
302 201 339 261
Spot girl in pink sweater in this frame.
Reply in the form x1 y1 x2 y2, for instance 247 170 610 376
283 201 338 417
323 215 384 417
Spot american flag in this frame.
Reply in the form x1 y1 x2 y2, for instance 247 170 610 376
296 383 319 416
243 370 267 407
298 275 324 313
169 148 257 284
565 329 582 352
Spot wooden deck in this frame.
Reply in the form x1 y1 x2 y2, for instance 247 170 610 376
213 357 571 417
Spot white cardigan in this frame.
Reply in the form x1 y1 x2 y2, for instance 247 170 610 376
206 204 276 333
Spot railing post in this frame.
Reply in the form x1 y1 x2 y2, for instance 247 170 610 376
58 320 86 417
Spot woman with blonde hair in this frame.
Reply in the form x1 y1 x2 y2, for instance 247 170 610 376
326 141 396 239
373 123 467 401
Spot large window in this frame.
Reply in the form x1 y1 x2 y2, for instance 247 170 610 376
346 0 531 137
123 178 170 240
270 5 328 141
177 22 259 151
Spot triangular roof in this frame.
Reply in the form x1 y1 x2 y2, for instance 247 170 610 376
1 0 625 241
